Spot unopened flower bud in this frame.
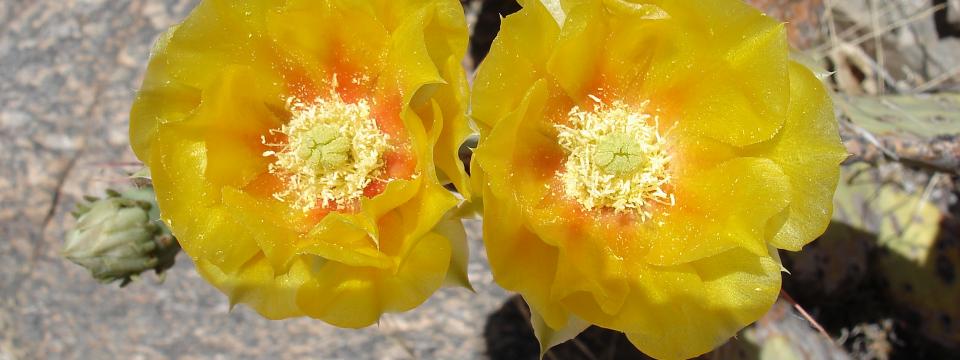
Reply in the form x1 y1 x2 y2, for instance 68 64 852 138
63 187 179 287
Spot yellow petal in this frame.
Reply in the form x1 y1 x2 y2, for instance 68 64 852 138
643 157 791 265
385 3 445 105
300 213 393 269
195 254 311 320
220 187 308 272
530 309 590 357
625 249 781 359
744 62 847 250
474 79 555 203
295 231 450 328
131 1 289 160
482 186 570 329
550 239 630 315
128 26 199 161
131 0 470 326
434 214 472 290
559 249 781 360
678 22 788 146
546 0 606 100
150 125 260 274
193 66 282 189
471 0 560 131
471 0 839 357
427 57 474 197
390 180 460 261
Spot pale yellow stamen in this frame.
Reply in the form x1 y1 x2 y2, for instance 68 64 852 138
556 99 673 219
264 87 390 212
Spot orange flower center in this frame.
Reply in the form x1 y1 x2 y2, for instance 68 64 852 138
555 97 674 220
264 84 391 212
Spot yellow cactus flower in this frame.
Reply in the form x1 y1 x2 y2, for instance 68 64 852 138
129 0 472 326
471 0 847 358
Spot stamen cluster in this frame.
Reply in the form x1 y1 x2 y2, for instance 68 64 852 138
556 98 673 219
265 90 391 212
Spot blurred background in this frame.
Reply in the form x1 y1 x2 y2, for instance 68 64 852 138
1 0 958 358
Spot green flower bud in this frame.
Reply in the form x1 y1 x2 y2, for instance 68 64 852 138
63 187 179 287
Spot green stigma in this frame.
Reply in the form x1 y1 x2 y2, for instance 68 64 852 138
594 134 646 176
299 125 351 170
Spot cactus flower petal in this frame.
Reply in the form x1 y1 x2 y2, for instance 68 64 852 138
472 0 846 358
130 0 470 325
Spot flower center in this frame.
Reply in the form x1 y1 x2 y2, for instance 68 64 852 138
594 133 647 176
556 98 673 219
265 89 391 212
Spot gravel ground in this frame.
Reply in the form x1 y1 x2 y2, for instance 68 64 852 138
0 1 508 359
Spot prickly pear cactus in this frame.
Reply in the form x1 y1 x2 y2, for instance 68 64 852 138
63 187 179 287
832 163 960 349
874 208 959 349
